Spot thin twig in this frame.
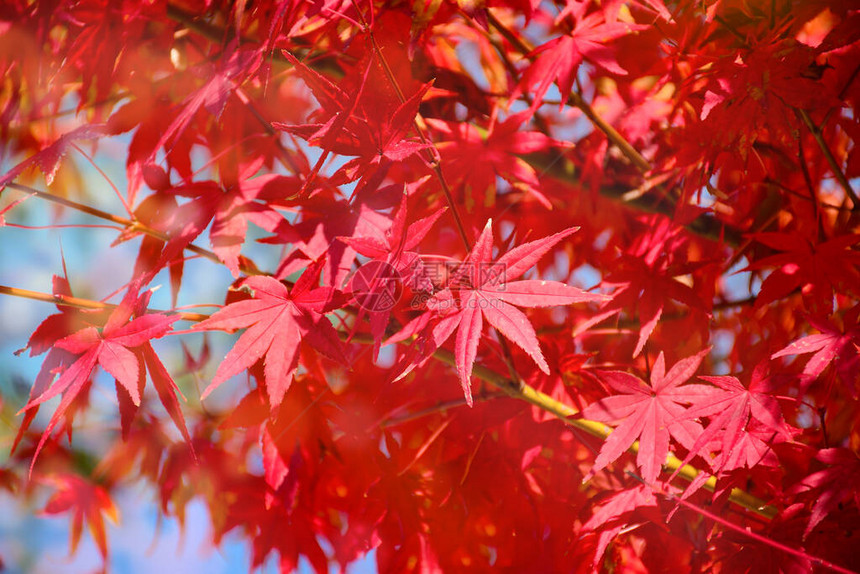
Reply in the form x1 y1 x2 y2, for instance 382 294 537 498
797 108 859 207
484 10 651 173
0 284 210 322
5 183 263 276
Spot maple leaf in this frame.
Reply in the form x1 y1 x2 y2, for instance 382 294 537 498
697 41 837 155
574 215 713 357
0 124 105 188
191 261 348 407
128 170 297 279
789 448 860 537
340 192 445 358
395 221 605 405
674 362 793 475
426 110 565 208
582 349 716 483
264 182 398 286
772 306 860 392
746 232 860 312
11 274 96 454
41 474 119 559
580 484 659 570
19 289 180 472
151 44 261 163
274 52 432 182
514 2 639 109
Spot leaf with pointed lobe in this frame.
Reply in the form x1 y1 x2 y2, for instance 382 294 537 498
0 124 105 189
583 349 715 483
514 6 640 109
671 362 792 476
151 46 261 162
581 484 659 570
41 474 119 559
772 308 860 384
192 264 348 407
396 221 604 405
19 290 178 472
790 448 860 537
426 111 566 208
141 343 192 446
574 215 712 357
746 232 860 312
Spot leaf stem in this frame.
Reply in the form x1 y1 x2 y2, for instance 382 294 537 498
797 108 859 207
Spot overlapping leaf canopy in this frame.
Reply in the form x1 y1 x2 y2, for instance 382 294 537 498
1 0 860 572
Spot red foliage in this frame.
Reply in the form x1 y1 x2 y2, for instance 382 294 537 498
1 0 860 572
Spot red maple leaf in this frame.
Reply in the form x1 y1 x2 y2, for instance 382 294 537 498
514 2 639 108
393 221 605 405
20 289 180 473
340 192 445 358
191 260 348 407
582 349 716 483
574 215 713 357
0 124 105 188
274 52 431 181
151 44 261 163
11 275 97 454
697 41 836 155
580 484 659 570
746 232 860 312
674 362 793 475
771 306 860 393
789 448 860 537
40 474 119 559
426 109 566 208
264 181 399 286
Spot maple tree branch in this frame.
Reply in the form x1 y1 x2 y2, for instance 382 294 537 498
4 183 263 276
164 2 343 76
522 152 745 246
2 282 776 520
0 284 209 322
796 108 860 207
429 346 777 520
